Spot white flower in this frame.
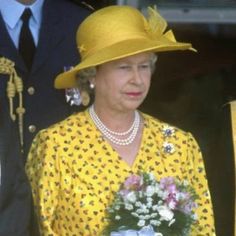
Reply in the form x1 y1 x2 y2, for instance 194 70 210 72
131 212 139 218
157 206 174 221
150 220 161 226
154 184 162 193
158 190 169 199
137 219 146 227
146 186 155 197
148 173 156 181
146 201 153 209
138 191 144 198
136 209 144 214
154 233 163 236
144 209 150 214
126 191 137 203
168 218 176 227
135 201 143 207
150 212 158 218
139 215 145 220
125 203 134 211
140 204 147 210
137 207 149 215
158 200 163 205
144 214 151 220
152 205 158 211
115 215 121 220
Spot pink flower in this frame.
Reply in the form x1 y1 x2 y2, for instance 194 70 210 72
179 200 197 214
166 194 178 209
123 175 142 191
160 177 179 209
160 177 179 195
160 177 175 189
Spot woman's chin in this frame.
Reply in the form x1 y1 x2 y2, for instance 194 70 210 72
122 100 143 111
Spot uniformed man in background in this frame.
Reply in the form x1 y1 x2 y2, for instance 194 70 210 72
0 0 92 235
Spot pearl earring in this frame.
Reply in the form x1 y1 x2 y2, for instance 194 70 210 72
90 83 95 89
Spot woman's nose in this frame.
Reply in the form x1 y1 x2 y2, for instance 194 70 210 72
131 67 142 84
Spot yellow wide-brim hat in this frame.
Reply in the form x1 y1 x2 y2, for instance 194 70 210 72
55 5 195 89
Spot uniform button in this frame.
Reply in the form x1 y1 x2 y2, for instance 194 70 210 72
27 86 35 95
28 125 37 133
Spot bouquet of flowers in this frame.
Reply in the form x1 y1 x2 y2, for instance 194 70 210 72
103 173 198 236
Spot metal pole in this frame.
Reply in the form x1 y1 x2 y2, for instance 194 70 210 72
229 101 236 236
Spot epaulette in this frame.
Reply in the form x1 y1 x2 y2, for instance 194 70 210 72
0 57 25 153
80 1 95 11
70 0 95 11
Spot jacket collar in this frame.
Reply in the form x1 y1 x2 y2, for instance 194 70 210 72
0 13 25 71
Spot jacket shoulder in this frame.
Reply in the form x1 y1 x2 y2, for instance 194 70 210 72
142 112 189 137
55 0 92 15
38 111 88 137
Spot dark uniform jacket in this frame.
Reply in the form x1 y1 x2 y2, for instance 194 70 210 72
0 0 89 235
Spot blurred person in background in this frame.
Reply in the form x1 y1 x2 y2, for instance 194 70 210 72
0 0 90 235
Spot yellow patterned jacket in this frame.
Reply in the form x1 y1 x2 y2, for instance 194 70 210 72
26 109 215 236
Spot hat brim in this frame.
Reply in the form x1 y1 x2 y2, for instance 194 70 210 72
55 37 193 89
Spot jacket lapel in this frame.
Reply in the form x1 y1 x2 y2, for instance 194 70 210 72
31 0 65 74
0 14 26 72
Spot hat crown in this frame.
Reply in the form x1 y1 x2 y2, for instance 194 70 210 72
77 6 147 60
55 5 194 89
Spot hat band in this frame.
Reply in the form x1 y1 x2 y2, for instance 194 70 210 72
79 34 149 60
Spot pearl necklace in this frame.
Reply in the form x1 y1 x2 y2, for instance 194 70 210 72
89 105 140 146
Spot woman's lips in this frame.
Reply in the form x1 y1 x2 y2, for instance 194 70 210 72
126 92 142 97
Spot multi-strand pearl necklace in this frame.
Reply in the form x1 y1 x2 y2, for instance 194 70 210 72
89 105 140 146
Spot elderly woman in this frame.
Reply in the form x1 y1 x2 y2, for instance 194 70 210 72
26 5 215 236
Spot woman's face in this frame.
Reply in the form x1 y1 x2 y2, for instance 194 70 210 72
93 52 154 113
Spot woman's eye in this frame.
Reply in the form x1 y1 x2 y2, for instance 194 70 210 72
139 64 150 69
118 65 131 70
